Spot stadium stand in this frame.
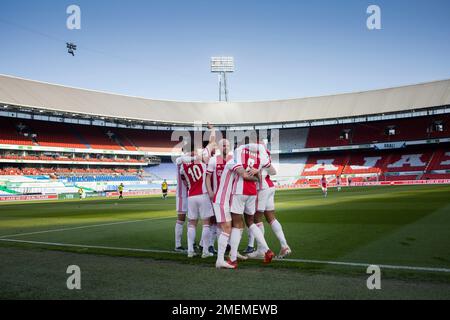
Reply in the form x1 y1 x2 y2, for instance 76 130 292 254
0 117 178 152
278 128 309 151
301 154 348 176
343 153 384 174
305 115 450 148
120 129 179 152
0 118 34 146
25 120 87 149
144 162 177 180
298 146 450 181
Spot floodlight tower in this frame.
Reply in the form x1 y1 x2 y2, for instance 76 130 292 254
211 57 234 102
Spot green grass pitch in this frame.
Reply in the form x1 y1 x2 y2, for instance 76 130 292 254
0 185 449 299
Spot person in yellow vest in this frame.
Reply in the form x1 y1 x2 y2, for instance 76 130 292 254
118 183 124 199
162 179 168 200
78 187 85 200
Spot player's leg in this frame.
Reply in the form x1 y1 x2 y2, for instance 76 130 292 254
245 211 264 253
265 211 291 258
244 196 274 263
187 219 198 257
175 195 187 251
187 197 199 257
200 219 212 258
245 190 266 254
174 212 186 252
208 215 218 254
263 188 291 258
229 212 244 266
213 203 235 269
199 195 214 258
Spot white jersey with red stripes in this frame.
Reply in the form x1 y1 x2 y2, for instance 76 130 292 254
206 154 226 194
257 144 274 191
213 158 240 206
259 169 275 190
232 144 271 196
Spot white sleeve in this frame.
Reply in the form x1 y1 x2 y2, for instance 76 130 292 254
206 157 216 175
179 155 196 164
258 145 271 169
202 147 212 164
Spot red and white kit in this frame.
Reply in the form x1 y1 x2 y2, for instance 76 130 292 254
181 160 213 220
175 157 188 213
206 154 226 194
256 145 275 212
212 157 241 224
321 177 328 191
230 144 271 215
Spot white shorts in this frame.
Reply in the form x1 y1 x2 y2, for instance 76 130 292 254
213 203 231 224
256 187 275 212
187 194 213 220
321 186 327 192
176 195 188 213
230 195 257 215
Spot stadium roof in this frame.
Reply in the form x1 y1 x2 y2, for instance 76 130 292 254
0 74 449 125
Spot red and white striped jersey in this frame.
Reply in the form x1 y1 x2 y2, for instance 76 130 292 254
206 154 226 194
232 144 271 196
257 145 274 191
213 158 241 205
175 157 188 199
258 169 275 190
181 161 208 197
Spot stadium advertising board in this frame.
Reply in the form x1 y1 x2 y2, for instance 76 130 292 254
0 194 58 202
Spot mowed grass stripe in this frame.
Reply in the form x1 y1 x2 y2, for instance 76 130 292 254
0 215 173 239
1 238 450 273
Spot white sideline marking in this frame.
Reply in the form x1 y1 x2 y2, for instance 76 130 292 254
280 257 450 273
1 238 449 274
0 238 179 255
0 216 172 239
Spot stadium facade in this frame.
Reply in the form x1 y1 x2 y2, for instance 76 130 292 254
0 74 449 200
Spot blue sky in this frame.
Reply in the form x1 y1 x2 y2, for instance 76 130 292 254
0 0 449 102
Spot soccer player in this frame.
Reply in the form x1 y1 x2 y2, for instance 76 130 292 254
225 143 275 268
321 174 328 197
162 179 168 199
336 175 342 192
173 123 216 254
211 146 261 269
174 157 188 252
118 183 124 199
206 139 232 255
245 144 291 259
179 123 217 258
180 153 215 258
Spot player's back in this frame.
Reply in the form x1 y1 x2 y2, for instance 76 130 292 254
182 161 207 197
232 144 271 196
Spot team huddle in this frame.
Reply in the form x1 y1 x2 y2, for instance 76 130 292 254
173 126 291 269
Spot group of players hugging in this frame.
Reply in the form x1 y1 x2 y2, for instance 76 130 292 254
173 125 291 269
